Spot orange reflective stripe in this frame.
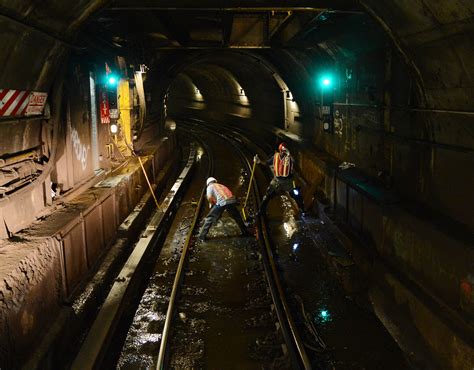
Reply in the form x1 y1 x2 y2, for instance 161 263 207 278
273 153 291 177
273 154 278 176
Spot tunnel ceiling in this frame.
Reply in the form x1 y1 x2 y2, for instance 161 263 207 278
79 0 474 109
84 0 363 52
1 0 472 110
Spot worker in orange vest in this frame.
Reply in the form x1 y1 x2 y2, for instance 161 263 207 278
198 177 251 241
254 142 303 217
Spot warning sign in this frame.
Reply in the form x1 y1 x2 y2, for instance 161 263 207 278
99 89 110 124
25 92 48 116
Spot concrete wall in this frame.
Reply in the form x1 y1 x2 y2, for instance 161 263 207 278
298 149 474 370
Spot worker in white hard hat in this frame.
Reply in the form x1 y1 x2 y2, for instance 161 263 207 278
254 142 303 217
198 177 251 241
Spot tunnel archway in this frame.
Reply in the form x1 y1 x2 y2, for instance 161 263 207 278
147 50 316 142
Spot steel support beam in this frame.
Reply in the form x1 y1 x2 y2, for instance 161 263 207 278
108 7 363 14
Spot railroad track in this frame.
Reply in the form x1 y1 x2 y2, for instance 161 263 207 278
175 121 311 369
71 126 312 369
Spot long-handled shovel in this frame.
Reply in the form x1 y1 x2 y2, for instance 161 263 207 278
241 157 257 221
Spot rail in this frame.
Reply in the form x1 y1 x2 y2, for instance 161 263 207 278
71 144 196 370
156 136 213 369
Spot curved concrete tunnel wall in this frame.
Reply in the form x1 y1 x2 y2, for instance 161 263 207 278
165 54 290 134
168 64 252 121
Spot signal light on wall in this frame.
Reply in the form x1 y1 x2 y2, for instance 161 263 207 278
320 75 332 88
105 73 118 87
107 76 117 86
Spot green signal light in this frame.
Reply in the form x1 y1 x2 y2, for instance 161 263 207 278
105 73 118 87
315 308 331 323
107 76 117 86
320 75 332 88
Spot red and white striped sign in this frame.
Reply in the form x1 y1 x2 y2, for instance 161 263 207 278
99 89 110 124
0 89 48 117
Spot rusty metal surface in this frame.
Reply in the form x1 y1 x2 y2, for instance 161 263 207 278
61 221 88 297
84 205 105 268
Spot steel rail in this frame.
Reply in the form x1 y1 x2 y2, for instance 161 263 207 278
72 145 196 370
228 133 312 370
156 135 213 370
180 120 312 369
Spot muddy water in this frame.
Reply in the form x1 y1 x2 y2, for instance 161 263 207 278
170 228 276 369
266 194 410 369
167 132 282 369
117 133 284 369
117 127 410 370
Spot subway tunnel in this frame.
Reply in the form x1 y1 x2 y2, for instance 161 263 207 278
0 1 473 369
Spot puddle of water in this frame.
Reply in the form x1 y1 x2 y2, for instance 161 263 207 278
267 198 410 369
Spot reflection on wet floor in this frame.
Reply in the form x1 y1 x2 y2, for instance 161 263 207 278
117 132 288 369
267 194 410 369
168 213 282 370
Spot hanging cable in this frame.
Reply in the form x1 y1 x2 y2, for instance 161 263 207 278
137 156 161 211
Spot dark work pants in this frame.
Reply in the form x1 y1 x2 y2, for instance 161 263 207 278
258 177 304 215
198 202 248 239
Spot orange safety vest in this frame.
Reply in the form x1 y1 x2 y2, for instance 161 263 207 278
273 152 292 177
208 183 234 205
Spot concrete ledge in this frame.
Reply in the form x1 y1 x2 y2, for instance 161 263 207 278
0 137 176 368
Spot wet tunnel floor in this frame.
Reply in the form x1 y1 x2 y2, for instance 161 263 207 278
265 196 410 369
115 130 410 370
116 133 284 369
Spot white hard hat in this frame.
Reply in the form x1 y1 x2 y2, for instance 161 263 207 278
206 177 217 186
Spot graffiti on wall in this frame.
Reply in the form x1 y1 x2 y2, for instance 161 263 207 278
71 128 89 171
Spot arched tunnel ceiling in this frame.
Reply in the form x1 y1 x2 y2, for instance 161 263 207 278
1 0 472 111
